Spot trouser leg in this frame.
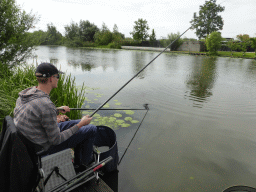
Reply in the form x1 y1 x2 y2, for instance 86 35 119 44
46 120 97 165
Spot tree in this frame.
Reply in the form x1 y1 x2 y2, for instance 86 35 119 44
79 20 99 42
149 29 156 46
130 18 150 41
250 37 256 58
64 21 79 41
227 40 240 55
45 23 63 45
160 32 183 51
205 31 222 55
236 34 251 56
0 0 38 68
190 0 225 39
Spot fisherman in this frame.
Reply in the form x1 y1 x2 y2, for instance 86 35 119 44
13 62 96 171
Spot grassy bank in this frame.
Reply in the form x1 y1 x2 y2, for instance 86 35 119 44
0 63 88 130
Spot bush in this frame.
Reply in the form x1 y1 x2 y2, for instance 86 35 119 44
205 31 223 55
160 32 183 51
94 31 113 45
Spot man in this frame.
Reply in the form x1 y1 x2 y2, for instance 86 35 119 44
13 62 97 169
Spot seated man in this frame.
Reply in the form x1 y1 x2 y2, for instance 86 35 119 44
13 62 96 170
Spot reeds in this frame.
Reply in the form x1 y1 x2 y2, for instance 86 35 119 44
0 63 87 130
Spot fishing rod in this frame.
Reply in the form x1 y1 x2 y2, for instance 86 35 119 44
88 26 192 117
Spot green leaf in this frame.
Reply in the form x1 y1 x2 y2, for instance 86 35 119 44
121 123 130 127
115 102 122 106
124 117 133 121
125 110 134 115
116 120 124 124
114 113 122 117
131 120 139 123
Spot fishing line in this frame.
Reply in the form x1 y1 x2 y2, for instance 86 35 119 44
118 104 149 165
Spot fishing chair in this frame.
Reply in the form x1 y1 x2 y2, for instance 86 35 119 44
0 116 113 192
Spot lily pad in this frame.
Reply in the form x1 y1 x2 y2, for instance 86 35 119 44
103 103 110 108
121 123 131 127
114 100 118 102
124 117 133 122
114 113 122 118
131 120 139 123
125 110 134 115
115 102 122 106
116 120 124 125
109 117 116 122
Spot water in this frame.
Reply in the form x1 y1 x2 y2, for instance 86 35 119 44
27 46 256 191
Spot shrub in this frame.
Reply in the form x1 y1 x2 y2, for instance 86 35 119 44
205 31 223 55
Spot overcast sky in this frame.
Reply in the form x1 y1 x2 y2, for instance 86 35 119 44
15 0 256 39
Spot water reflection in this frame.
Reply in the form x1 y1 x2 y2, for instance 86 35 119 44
186 57 217 108
132 52 147 79
68 60 95 72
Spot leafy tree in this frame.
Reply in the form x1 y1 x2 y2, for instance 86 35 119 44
149 29 156 46
45 23 63 45
79 20 99 42
160 32 183 51
250 37 256 58
236 34 251 56
227 40 240 55
205 31 223 55
190 0 225 39
130 18 150 41
94 23 112 45
0 0 38 68
64 21 79 41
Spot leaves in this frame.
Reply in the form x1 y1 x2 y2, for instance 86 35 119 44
190 0 225 39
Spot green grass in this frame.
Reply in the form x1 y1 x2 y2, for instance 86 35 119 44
218 51 255 58
0 63 89 130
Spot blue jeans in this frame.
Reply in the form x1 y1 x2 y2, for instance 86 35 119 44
46 120 97 165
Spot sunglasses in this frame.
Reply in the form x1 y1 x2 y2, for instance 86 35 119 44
52 74 60 79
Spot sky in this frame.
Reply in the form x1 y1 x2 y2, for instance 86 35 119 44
15 0 256 40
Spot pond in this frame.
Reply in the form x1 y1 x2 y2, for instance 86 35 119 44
27 46 256 191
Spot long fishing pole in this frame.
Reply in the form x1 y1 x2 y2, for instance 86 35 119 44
89 26 192 117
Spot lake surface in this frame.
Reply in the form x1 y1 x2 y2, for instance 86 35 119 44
27 46 256 191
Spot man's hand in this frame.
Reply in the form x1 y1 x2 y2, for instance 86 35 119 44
57 115 69 123
57 106 70 114
77 115 93 128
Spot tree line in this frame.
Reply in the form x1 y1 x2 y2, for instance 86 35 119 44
1 0 256 69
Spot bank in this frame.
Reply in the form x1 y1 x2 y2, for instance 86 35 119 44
120 46 256 59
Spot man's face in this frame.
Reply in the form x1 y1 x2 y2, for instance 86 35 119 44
51 74 59 88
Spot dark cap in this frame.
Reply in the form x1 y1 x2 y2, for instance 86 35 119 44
35 63 64 77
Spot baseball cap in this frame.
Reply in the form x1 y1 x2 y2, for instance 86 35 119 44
35 63 64 77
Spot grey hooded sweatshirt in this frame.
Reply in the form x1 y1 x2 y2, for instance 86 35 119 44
13 86 79 150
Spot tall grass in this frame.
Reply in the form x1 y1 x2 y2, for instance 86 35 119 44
0 63 87 130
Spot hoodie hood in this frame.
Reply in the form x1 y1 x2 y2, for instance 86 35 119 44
18 86 49 104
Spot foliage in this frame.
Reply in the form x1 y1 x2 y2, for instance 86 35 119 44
236 34 251 56
64 21 79 42
0 63 88 130
250 38 256 49
160 32 183 51
190 0 225 39
149 29 156 45
227 40 240 55
94 31 113 46
79 20 99 42
236 34 250 41
130 18 150 41
43 23 63 45
205 31 223 55
0 0 38 68
183 37 198 41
